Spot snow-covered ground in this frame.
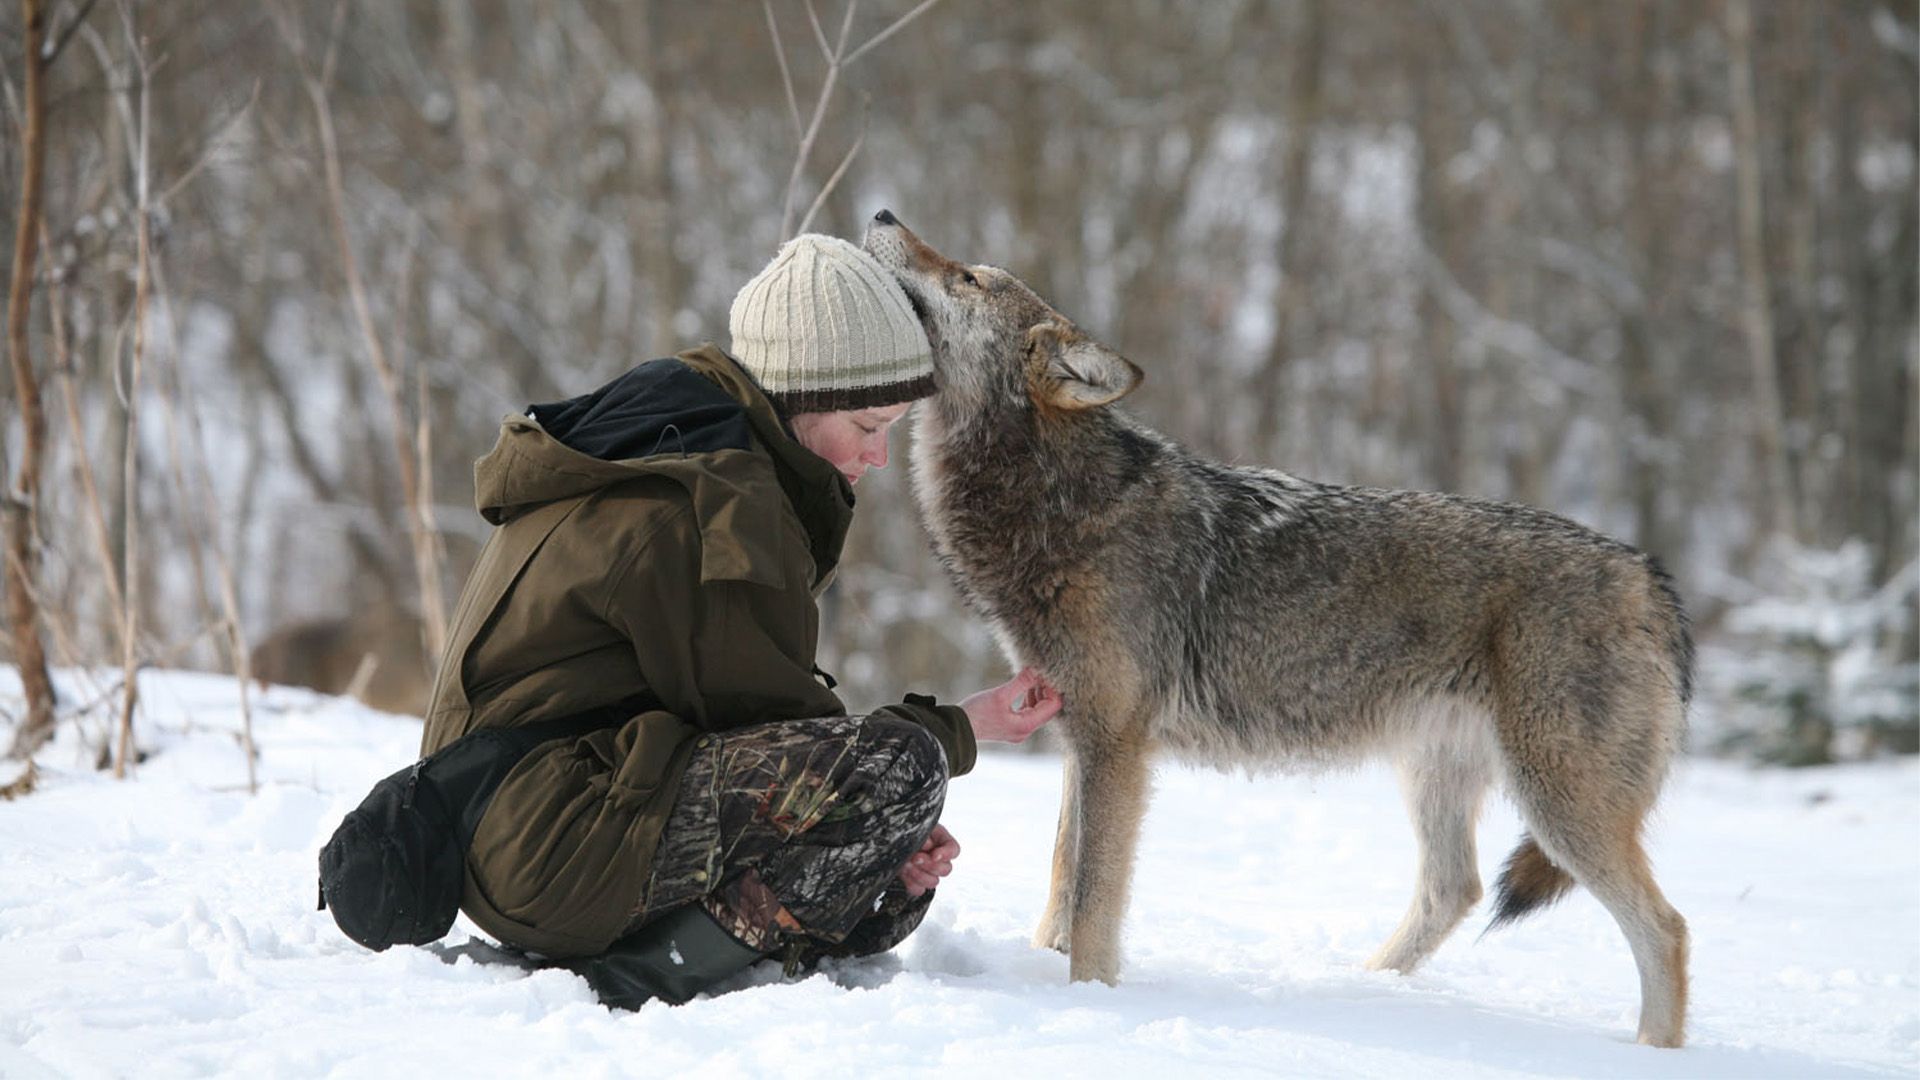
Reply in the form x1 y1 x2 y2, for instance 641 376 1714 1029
2 669 1916 1079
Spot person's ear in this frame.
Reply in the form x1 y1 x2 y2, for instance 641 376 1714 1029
1025 322 1143 410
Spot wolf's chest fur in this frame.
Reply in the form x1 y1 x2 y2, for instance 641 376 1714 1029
910 410 1132 640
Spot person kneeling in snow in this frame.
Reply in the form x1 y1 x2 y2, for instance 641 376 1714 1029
419 234 1060 1009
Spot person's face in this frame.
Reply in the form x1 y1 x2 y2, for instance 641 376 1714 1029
790 401 914 487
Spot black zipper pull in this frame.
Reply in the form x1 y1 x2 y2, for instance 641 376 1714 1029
402 760 425 809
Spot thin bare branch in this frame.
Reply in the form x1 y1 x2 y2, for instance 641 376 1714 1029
832 0 857 58
795 94 869 236
76 18 136 178
399 216 448 684
266 0 306 69
42 220 123 622
156 80 260 206
44 0 105 66
777 0 939 240
320 0 348 92
60 619 223 728
777 52 841 241
297 42 450 661
763 0 803 138
1418 246 1605 402
0 46 22 136
803 0 833 61
843 0 943 67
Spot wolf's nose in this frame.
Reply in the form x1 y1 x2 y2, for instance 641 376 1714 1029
873 208 899 226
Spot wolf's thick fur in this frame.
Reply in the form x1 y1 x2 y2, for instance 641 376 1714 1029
863 211 1694 1048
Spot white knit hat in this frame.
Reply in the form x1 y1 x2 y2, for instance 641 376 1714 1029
728 234 934 414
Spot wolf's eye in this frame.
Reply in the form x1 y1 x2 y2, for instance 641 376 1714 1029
959 269 980 288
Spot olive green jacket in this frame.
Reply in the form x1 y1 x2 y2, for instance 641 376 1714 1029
420 344 975 958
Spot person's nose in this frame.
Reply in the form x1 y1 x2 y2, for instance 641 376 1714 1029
863 433 889 469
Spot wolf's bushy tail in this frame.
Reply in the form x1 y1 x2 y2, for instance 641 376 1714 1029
1487 833 1576 929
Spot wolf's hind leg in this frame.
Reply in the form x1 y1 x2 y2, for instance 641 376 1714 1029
1032 751 1080 953
1366 718 1491 974
1517 791 1690 1048
1496 658 1690 1047
1064 732 1152 984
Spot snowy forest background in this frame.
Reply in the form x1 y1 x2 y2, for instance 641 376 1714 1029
1 0 1915 773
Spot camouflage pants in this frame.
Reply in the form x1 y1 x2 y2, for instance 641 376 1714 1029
628 714 947 960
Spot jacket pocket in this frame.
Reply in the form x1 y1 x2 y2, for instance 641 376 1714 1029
547 708 695 805
462 706 699 947
608 709 699 797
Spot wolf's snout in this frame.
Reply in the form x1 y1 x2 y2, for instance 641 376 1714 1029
861 211 911 271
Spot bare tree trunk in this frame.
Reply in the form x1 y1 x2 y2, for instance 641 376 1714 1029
627 0 683 357
156 302 218 650
1000 0 1052 295
115 5 154 779
290 4 450 662
217 561 257 793
86 27 132 631
1252 0 1327 461
1411 18 1463 493
5 0 57 761
1833 10 1917 588
1617 2 1680 567
46 222 126 636
438 0 489 173
1774 0 1825 545
1726 0 1799 544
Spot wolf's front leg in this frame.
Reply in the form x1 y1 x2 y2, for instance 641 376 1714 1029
1032 750 1080 953
1064 732 1152 984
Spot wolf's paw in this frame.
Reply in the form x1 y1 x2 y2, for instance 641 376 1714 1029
1031 916 1071 954
1365 921 1452 975
1363 951 1416 975
1067 953 1121 985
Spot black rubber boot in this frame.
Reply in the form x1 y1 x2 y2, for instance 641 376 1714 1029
565 904 768 1010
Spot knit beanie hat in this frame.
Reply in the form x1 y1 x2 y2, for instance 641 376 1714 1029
728 234 935 415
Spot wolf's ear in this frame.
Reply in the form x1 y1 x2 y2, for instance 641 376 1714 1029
1025 323 1143 410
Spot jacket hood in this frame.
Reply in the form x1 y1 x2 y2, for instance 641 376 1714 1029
472 345 853 587
530 356 759 464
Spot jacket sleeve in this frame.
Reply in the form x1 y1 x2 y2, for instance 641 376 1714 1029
873 694 977 778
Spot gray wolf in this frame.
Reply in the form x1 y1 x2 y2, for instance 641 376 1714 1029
862 210 1693 1047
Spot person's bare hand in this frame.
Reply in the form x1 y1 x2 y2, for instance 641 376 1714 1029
899 823 960 897
959 667 1063 743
